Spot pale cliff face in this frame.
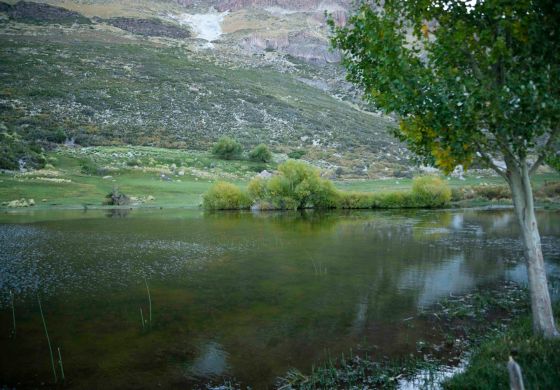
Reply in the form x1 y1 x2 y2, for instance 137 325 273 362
206 0 351 63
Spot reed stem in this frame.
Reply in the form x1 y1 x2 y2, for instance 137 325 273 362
140 307 145 330
10 290 16 337
37 295 57 383
144 278 152 327
57 347 65 381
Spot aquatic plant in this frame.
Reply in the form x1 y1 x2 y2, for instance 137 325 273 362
140 307 145 331
37 295 57 383
144 277 152 328
57 347 65 382
10 290 16 338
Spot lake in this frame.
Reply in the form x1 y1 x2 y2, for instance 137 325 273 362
0 208 559 388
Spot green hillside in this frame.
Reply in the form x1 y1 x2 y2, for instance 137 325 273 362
0 3 411 176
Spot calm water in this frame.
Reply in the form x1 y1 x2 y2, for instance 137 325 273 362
0 208 559 389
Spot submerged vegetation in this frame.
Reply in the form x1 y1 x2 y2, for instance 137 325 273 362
279 283 532 390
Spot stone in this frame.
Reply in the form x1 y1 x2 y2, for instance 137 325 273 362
257 170 272 179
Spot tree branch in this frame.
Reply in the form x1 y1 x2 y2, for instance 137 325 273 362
476 147 509 181
529 128 560 176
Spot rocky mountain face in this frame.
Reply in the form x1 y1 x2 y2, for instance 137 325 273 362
0 0 90 23
0 0 412 177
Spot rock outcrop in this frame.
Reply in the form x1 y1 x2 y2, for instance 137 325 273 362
103 17 191 39
0 1 90 24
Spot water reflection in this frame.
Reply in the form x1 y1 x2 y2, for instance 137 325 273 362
188 341 229 377
0 209 558 388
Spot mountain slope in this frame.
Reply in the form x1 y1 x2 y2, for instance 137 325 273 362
0 0 411 177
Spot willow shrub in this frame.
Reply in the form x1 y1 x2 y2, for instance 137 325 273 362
252 160 338 210
336 176 450 209
203 173 451 210
202 181 251 210
410 176 452 208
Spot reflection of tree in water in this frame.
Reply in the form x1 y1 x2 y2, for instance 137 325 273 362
106 208 132 218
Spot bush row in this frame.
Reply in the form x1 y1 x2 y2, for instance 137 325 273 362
212 137 272 163
203 161 452 210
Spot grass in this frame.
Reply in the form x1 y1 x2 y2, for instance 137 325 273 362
443 305 560 389
277 282 532 390
0 146 558 210
0 146 266 208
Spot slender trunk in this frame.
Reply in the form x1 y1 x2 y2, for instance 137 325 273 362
507 159 559 339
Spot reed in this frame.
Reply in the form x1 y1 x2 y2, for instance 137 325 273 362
144 277 152 327
37 295 57 383
140 307 145 330
57 347 65 382
10 290 16 337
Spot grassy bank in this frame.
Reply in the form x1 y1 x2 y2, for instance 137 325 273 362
275 282 556 390
444 306 560 389
0 146 272 209
0 146 559 210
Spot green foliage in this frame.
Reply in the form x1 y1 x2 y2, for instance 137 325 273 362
536 181 560 198
247 177 268 200
202 181 251 210
330 0 560 174
470 185 511 201
336 191 375 209
546 153 560 172
444 306 560 389
256 160 339 209
0 131 46 170
287 149 306 159
46 128 67 144
374 191 415 208
104 187 130 206
79 158 105 175
211 137 243 160
248 144 273 163
336 177 450 209
410 176 452 208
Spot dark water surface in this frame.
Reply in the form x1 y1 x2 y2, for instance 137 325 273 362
0 208 559 389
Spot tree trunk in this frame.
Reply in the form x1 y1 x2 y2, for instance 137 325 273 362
507 160 559 338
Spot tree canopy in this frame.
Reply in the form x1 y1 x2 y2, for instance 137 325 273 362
330 0 559 176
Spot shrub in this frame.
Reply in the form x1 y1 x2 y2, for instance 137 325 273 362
268 160 338 209
46 128 66 144
247 177 268 200
470 184 510 200
246 160 338 210
211 136 242 160
104 187 130 206
536 181 560 198
203 181 251 210
336 191 375 209
249 144 272 163
374 191 415 208
410 176 452 207
287 149 306 159
0 131 46 170
80 158 104 175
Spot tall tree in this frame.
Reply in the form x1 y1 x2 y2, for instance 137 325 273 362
330 0 559 338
